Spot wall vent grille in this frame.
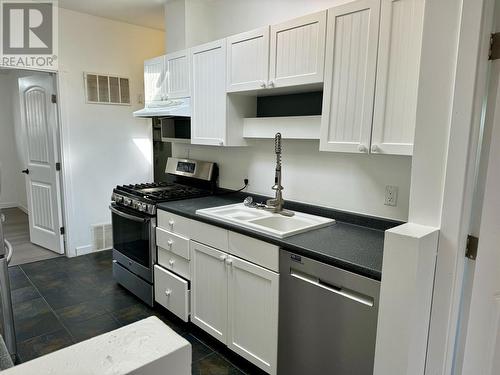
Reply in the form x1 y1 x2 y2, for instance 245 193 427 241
91 223 113 252
84 72 130 105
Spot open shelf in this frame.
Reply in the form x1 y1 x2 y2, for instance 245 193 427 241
242 115 321 140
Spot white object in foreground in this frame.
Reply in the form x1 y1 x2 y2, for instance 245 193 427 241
196 203 335 238
3 317 191 375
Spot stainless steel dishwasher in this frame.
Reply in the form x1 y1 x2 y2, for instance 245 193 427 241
278 250 380 375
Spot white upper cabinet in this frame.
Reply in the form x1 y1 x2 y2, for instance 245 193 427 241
144 55 167 105
227 27 270 92
191 39 255 147
269 11 327 88
165 50 191 99
320 0 380 153
371 0 425 156
191 40 228 146
227 256 279 375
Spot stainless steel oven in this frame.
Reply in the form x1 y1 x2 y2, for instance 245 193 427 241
110 203 156 306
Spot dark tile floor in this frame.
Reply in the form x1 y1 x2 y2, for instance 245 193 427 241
9 250 266 374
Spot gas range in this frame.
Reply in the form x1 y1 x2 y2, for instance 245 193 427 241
111 158 218 215
109 157 218 306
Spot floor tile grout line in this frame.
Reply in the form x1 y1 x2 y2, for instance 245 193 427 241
17 266 78 345
188 333 251 374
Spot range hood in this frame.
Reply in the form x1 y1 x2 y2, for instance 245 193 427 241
133 97 191 118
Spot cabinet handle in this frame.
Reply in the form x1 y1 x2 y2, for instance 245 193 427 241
220 254 227 262
168 219 174 228
218 140 224 146
260 81 267 88
165 289 172 297
167 239 174 247
371 144 379 153
168 259 175 266
358 144 367 153
225 258 233 266
268 80 275 88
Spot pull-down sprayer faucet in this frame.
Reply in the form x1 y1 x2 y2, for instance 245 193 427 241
244 133 294 217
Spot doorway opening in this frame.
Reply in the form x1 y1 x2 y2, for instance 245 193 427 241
0 68 65 265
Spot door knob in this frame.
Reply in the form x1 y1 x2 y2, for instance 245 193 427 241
21 169 29 174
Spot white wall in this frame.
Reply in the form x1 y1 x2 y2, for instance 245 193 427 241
165 0 186 53
0 73 27 210
174 141 411 221
166 0 352 52
58 9 164 256
166 0 412 221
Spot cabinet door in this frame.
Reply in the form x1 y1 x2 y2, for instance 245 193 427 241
144 55 167 104
227 256 279 375
190 241 228 343
166 49 191 99
191 39 227 146
371 0 425 156
269 11 327 88
227 27 270 92
320 0 381 153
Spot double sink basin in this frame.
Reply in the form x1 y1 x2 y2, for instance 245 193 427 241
196 203 335 238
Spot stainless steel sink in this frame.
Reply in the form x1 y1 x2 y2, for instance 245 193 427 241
196 203 335 238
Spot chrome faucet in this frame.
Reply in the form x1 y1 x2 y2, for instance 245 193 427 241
244 133 294 217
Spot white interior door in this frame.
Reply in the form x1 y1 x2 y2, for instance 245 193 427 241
18 75 64 254
460 56 500 374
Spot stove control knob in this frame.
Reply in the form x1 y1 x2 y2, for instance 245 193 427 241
115 195 123 203
138 203 146 212
124 198 132 206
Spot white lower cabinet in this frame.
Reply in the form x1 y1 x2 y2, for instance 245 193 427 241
190 241 228 343
227 256 279 375
190 240 279 375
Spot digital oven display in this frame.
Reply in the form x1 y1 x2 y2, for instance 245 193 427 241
176 161 196 174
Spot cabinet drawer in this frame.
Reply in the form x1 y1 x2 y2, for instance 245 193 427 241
154 265 190 322
158 247 190 280
156 227 190 260
228 231 279 272
158 211 193 237
158 209 229 251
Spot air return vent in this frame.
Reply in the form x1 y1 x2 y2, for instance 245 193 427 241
84 72 130 105
91 223 113 251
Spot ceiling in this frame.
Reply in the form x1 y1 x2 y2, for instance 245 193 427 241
58 0 166 30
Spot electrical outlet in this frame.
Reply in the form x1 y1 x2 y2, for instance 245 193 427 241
385 185 398 206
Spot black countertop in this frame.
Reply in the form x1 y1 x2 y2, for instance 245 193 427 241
157 192 402 281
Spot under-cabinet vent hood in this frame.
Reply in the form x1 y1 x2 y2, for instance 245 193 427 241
133 97 191 118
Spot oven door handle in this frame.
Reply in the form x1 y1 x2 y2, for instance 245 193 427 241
109 206 150 223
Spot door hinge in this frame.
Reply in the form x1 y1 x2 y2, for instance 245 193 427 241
51 94 57 104
55 162 61 171
60 227 65 235
489 32 500 60
466 234 479 260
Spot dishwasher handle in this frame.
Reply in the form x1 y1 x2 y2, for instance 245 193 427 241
290 269 374 307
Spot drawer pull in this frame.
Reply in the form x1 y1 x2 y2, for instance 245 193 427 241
225 258 233 266
165 289 172 297
168 219 175 227
169 259 175 266
167 239 174 247
220 254 227 262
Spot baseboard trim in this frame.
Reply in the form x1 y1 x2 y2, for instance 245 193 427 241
76 245 92 256
75 245 112 257
0 202 18 209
